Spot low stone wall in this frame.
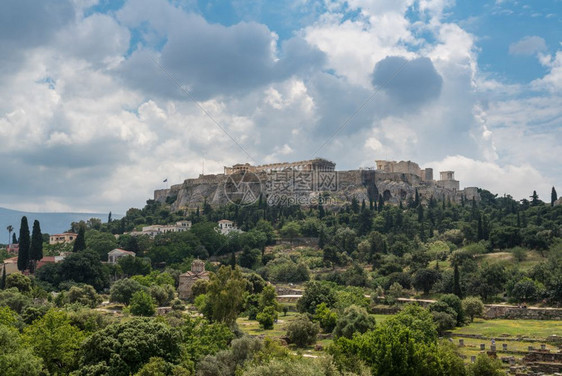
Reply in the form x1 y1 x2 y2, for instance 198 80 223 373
484 305 562 320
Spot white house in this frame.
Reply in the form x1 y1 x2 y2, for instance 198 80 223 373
107 248 136 264
217 220 242 235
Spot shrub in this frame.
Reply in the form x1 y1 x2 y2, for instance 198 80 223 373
110 278 144 305
65 285 102 308
256 306 277 330
333 305 376 339
286 315 319 347
5 273 32 294
314 303 338 333
462 296 484 322
129 290 156 316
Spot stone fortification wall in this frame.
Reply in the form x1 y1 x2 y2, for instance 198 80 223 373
484 305 562 320
154 167 479 210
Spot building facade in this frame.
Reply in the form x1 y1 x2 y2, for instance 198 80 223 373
178 259 209 299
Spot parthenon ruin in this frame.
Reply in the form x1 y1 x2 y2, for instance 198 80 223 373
224 158 336 175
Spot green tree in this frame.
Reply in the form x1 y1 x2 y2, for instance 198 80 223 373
286 315 319 347
280 221 301 242
0 325 43 376
130 290 156 316
17 216 30 272
413 268 441 295
65 284 102 308
24 309 85 375
256 305 277 330
0 266 5 290
333 305 376 339
78 318 182 376
110 278 145 305
462 297 484 322
206 266 247 325
118 255 152 276
297 281 336 314
5 273 31 294
29 220 43 272
467 354 505 376
134 357 190 376
73 225 86 252
39 250 110 291
329 306 464 376
552 187 558 207
314 302 338 333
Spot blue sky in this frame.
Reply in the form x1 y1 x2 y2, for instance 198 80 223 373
0 0 560 212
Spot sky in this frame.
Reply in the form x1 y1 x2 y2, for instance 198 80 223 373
0 0 561 213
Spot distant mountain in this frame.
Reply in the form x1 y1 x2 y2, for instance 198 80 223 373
0 207 118 241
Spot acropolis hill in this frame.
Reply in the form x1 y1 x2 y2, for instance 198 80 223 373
154 158 480 210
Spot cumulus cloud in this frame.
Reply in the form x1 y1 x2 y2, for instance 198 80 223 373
0 0 560 213
509 36 547 56
371 56 443 106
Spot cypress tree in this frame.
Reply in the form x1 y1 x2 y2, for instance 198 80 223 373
0 266 6 289
417 204 424 222
477 215 483 241
552 187 558 207
453 264 462 299
73 226 86 252
12 233 17 244
108 211 112 223
377 194 384 212
414 188 419 207
29 220 43 273
17 216 30 272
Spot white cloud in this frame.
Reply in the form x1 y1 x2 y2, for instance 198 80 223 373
509 35 547 56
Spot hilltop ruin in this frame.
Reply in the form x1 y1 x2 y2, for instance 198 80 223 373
154 158 479 210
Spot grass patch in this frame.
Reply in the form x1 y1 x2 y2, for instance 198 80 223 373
451 318 562 339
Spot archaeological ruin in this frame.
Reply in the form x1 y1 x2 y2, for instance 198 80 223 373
154 158 479 210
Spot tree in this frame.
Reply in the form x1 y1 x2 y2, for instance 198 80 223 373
467 354 505 376
23 309 85 375
453 264 462 298
297 281 336 314
78 318 182 376
12 233 17 244
462 297 484 322
130 290 156 316
149 284 175 307
65 284 102 308
314 302 338 333
413 268 441 295
17 216 30 272
118 255 151 276
552 187 558 207
36 250 110 291
72 225 86 252
110 278 145 305
135 357 190 376
333 305 376 339
5 273 31 294
286 315 319 347
256 305 277 330
6 225 13 246
206 266 247 325
29 220 43 272
280 221 301 242
329 306 465 376
0 325 43 376
530 190 541 206
239 248 262 269
0 266 5 290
